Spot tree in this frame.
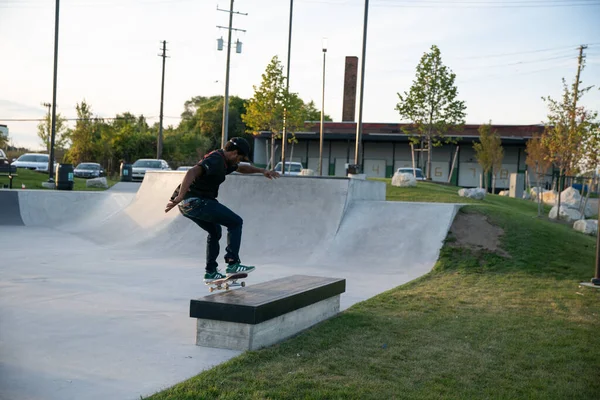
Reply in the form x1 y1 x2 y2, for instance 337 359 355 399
525 133 553 190
37 110 69 152
396 45 467 180
0 127 8 149
473 122 503 193
541 53 598 214
64 100 99 165
242 55 309 169
303 100 332 122
179 95 249 152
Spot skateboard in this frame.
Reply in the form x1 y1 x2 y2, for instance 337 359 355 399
205 273 248 292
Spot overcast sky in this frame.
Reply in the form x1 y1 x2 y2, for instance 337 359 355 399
1 0 599 150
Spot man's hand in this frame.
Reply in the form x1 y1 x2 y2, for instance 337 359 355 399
263 169 280 180
165 196 184 213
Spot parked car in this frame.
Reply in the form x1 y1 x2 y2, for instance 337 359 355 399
74 162 105 178
132 159 171 181
177 166 193 171
0 149 6 162
274 161 303 176
12 153 53 172
396 167 425 181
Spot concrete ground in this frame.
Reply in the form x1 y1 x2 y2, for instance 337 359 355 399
0 174 460 400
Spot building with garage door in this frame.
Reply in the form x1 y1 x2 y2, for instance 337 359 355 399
251 121 546 191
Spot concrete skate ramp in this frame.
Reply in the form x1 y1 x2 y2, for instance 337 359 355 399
2 173 459 269
0 190 24 226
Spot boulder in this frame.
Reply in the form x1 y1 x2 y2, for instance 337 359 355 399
549 205 581 222
499 190 509 196
392 173 416 187
573 219 598 236
86 177 108 189
458 188 486 200
540 190 557 205
522 191 531 200
299 169 315 176
559 187 595 217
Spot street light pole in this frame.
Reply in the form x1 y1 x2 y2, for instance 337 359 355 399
221 0 235 149
281 0 294 175
353 0 369 172
48 0 60 182
319 39 327 176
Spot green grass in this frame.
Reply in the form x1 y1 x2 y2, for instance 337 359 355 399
146 180 600 399
0 168 119 191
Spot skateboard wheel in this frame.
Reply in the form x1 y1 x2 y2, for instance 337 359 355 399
209 287 214 293
241 282 246 287
224 284 230 290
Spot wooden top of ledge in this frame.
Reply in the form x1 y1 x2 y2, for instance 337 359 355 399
190 275 346 324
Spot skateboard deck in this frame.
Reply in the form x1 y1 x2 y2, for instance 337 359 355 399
205 273 248 292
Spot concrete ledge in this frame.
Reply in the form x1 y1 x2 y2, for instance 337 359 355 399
196 295 341 350
190 275 345 350
189 275 346 324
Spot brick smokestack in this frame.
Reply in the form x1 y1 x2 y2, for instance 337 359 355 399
342 56 358 122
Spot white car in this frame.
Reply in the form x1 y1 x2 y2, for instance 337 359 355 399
274 161 303 176
12 153 53 171
396 167 425 181
0 149 6 161
132 159 171 181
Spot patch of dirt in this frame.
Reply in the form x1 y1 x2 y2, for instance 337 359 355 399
448 212 510 258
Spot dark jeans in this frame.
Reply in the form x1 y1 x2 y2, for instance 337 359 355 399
178 197 243 273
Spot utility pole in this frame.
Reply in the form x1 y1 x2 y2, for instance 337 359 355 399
157 40 168 160
42 102 51 152
353 0 369 173
280 0 294 175
217 1 247 149
48 0 60 183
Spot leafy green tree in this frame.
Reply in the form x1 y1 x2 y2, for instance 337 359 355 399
396 45 466 180
0 127 9 149
37 110 69 152
64 100 100 165
243 56 325 168
179 95 249 152
303 100 332 122
541 64 598 215
473 122 504 193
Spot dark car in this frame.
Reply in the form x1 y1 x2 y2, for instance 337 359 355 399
74 162 105 178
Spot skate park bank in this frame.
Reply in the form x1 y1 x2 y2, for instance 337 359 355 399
0 172 460 400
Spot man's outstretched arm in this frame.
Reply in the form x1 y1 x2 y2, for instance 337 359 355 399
237 164 280 180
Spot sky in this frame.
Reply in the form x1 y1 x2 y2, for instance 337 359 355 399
1 0 599 150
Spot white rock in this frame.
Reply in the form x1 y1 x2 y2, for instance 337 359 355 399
499 190 509 196
458 188 486 200
392 173 416 187
573 219 598 236
522 192 531 200
299 169 315 176
530 187 548 198
549 205 581 222
540 190 557 205
86 177 108 189
560 187 581 205
559 187 595 217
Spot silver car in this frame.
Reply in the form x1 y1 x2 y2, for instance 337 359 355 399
132 159 171 181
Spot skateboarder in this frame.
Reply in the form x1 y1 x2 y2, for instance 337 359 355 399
164 137 279 282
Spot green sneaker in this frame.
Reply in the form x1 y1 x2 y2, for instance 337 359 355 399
204 270 226 283
226 263 255 275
